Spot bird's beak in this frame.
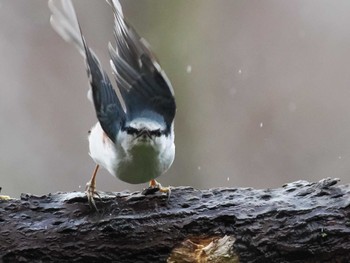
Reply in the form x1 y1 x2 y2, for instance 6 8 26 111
136 129 151 139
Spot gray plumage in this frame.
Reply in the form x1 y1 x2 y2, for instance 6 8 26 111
49 0 176 142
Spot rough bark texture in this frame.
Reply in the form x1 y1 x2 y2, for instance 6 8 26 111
0 178 350 263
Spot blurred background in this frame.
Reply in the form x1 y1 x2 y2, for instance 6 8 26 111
1 0 350 197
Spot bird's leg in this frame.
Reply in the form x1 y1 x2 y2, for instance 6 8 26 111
142 179 171 199
85 164 101 211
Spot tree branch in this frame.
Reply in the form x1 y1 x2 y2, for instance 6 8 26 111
0 178 349 262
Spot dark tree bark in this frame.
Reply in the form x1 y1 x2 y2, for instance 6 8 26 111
0 178 349 263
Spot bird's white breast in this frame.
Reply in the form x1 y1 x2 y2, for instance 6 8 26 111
88 122 175 184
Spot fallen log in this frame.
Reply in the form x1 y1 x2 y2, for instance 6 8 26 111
0 178 349 262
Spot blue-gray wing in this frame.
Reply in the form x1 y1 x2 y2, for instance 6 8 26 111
49 0 125 142
107 0 176 133
82 39 125 142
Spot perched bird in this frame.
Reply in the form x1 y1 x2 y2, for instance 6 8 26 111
48 0 176 210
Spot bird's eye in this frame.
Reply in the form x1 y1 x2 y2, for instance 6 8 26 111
151 129 162 137
125 127 138 135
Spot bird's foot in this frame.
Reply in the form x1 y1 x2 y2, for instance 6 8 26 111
142 179 171 199
85 180 100 211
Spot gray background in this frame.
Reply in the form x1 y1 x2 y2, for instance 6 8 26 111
1 0 350 197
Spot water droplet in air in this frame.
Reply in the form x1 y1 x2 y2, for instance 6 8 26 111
186 65 192 73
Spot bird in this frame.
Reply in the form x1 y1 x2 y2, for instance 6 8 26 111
48 0 176 210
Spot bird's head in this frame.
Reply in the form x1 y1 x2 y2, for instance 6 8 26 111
118 117 173 152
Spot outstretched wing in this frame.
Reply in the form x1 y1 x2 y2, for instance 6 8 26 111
48 0 84 57
82 39 125 142
107 0 176 133
49 0 125 142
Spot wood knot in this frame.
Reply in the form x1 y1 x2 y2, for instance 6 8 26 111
167 235 239 263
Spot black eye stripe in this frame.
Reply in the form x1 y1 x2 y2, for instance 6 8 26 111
124 127 163 137
125 127 138 135
150 129 162 137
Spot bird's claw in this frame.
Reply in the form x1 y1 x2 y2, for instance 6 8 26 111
142 180 171 200
85 181 101 211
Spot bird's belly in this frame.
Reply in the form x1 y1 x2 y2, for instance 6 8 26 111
117 144 162 184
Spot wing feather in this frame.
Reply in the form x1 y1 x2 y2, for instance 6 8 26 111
49 0 125 142
107 0 176 132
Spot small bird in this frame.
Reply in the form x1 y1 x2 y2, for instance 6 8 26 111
48 0 176 210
